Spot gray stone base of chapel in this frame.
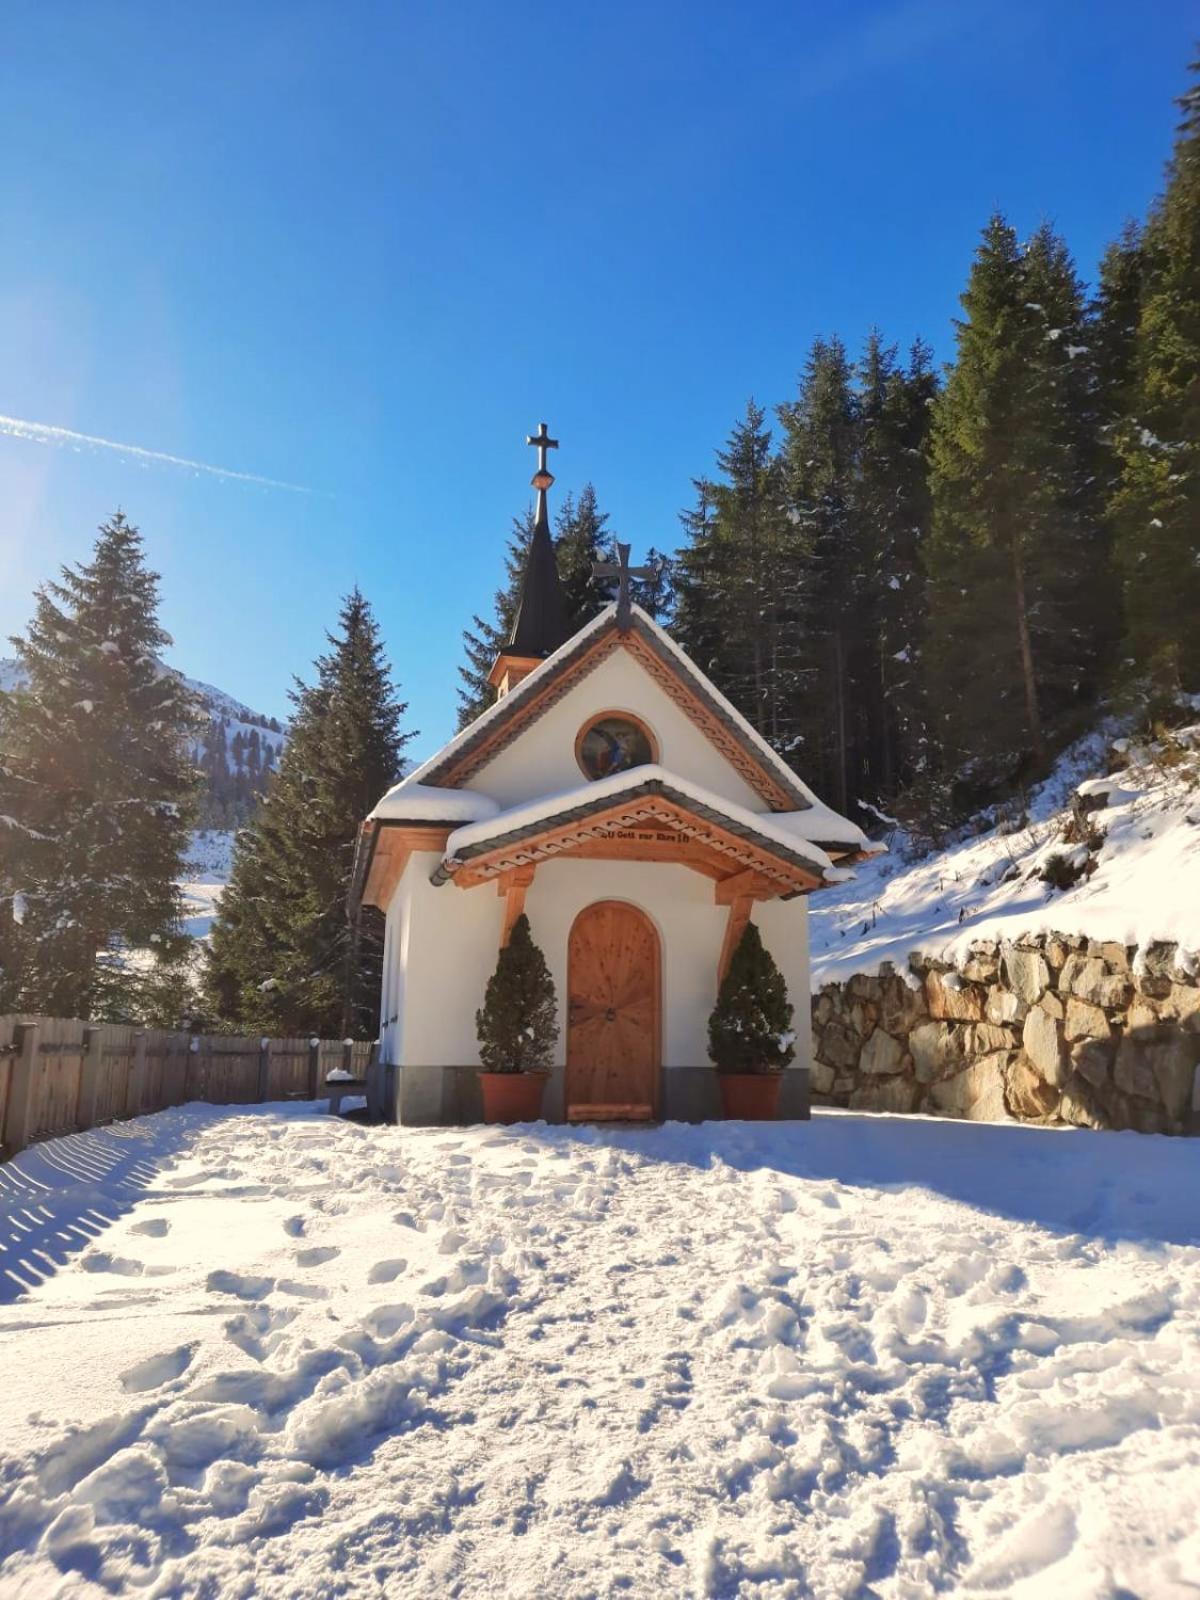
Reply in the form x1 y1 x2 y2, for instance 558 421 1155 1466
386 1063 810 1126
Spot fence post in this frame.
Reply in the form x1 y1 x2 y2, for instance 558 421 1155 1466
257 1039 272 1103
342 1040 354 1079
3 1023 40 1155
129 1031 148 1118
307 1039 320 1100
77 1025 104 1132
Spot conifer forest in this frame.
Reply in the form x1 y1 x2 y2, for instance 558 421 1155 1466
2 51 1197 1035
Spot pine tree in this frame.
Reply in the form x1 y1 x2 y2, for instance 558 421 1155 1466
474 913 558 1073
673 402 802 754
707 923 795 1073
925 215 1100 791
206 589 412 1037
778 341 865 810
456 509 533 729
554 483 616 629
855 335 938 799
1110 58 1200 692
0 512 201 1018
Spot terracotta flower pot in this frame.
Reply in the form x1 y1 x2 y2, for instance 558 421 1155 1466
718 1072 782 1120
478 1071 548 1125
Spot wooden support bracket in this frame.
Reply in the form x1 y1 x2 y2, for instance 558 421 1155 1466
714 868 778 905
498 865 537 947
718 894 754 986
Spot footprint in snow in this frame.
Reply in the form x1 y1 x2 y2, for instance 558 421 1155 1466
293 1245 339 1268
81 1252 171 1278
282 1216 307 1238
207 1269 274 1301
368 1258 407 1284
120 1343 196 1393
130 1218 170 1237
277 1279 330 1300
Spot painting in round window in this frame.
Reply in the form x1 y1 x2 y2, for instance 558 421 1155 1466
577 714 655 780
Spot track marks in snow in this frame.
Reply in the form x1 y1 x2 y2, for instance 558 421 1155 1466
1 1108 1198 1599
119 1343 196 1393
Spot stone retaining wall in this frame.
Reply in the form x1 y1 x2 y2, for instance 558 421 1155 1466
811 935 1200 1134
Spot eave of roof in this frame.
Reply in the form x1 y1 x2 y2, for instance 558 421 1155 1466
434 767 851 890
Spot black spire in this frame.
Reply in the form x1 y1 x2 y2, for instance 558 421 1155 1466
506 423 570 658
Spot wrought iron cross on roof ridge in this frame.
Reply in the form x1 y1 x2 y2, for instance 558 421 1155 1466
592 540 658 632
526 421 559 490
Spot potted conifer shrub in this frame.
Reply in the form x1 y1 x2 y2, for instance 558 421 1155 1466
708 923 795 1119
475 913 557 1123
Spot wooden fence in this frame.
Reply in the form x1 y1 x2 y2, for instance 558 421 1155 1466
0 1015 374 1161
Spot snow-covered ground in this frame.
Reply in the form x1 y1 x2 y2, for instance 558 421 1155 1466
812 717 1200 989
1 1104 1197 1596
180 830 235 943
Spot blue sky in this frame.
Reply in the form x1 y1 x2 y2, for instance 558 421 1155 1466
0 1 1194 759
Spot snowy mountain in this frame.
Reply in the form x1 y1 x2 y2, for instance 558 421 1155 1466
811 706 1200 988
0 657 286 828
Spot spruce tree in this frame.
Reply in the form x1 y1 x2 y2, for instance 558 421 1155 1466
855 335 938 799
673 402 801 754
206 589 412 1037
1110 58 1200 692
707 923 795 1073
554 483 616 630
778 341 864 811
456 509 533 729
925 215 1100 789
475 914 557 1073
0 512 201 1019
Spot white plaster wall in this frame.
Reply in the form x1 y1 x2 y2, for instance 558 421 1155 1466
473 649 767 814
755 893 813 1073
381 852 812 1072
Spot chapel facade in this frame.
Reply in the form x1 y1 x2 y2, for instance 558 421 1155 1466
352 426 874 1125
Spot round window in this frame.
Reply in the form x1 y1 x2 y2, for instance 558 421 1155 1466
576 713 656 781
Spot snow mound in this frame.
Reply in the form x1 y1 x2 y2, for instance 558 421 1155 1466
812 719 1200 988
1 1105 1198 1596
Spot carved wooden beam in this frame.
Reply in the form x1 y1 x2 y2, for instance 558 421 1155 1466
718 894 754 986
713 868 779 905
497 864 536 947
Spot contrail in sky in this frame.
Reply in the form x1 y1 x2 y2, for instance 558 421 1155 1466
0 413 312 494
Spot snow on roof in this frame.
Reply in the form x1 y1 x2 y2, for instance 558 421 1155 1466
370 779 500 825
770 800 880 854
443 763 852 884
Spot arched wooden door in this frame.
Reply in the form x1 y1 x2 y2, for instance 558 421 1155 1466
567 901 661 1121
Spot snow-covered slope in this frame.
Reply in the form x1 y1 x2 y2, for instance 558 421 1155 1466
812 714 1200 989
1 1105 1197 1596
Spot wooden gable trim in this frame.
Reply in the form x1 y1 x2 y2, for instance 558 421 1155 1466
619 631 795 810
426 617 804 812
445 792 820 895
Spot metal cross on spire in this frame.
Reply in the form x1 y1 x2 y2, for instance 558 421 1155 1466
592 541 659 632
526 421 559 491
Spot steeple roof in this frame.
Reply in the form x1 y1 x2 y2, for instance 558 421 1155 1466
505 423 570 660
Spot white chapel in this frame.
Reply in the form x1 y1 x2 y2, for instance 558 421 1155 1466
352 425 873 1124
